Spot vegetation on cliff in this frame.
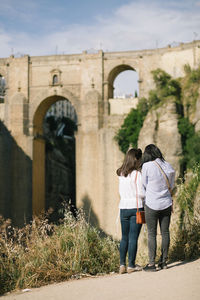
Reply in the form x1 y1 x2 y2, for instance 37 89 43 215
178 117 200 171
114 106 147 153
114 68 182 154
181 64 200 115
177 64 200 172
115 66 200 172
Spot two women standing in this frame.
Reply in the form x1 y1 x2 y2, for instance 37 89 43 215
117 144 175 273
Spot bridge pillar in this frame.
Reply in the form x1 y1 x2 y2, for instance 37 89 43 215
32 137 45 215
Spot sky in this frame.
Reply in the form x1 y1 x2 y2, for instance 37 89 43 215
0 0 200 96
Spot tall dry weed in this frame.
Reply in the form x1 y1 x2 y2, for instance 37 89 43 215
0 210 119 295
169 165 200 261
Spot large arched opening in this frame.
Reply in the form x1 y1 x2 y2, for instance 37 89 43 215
32 95 77 219
114 70 139 98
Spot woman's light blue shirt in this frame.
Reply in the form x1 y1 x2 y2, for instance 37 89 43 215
142 158 175 210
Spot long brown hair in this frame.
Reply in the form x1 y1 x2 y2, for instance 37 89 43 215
116 148 142 177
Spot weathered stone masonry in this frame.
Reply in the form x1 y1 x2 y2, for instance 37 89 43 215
0 41 199 236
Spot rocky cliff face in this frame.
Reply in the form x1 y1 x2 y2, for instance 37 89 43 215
138 100 182 173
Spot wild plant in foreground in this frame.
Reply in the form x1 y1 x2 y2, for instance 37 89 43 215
0 210 119 295
169 164 200 261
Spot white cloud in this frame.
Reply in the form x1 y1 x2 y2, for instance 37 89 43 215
0 0 200 58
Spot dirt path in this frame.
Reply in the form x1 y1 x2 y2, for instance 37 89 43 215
2 259 200 300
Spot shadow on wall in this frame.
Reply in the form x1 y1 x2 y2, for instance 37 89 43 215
0 121 32 227
81 195 99 228
81 195 114 239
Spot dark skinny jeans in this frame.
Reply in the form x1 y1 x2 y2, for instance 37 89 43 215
120 208 142 268
145 204 172 265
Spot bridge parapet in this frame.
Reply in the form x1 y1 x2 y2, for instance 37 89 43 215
109 97 138 115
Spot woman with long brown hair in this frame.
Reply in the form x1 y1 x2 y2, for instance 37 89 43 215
117 148 144 274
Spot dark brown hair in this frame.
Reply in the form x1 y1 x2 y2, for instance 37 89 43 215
142 144 165 164
116 148 142 177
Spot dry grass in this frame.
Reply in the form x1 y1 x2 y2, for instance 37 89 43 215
169 165 200 261
0 210 119 295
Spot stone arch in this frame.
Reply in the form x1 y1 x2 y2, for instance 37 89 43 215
32 94 78 215
107 64 136 99
30 89 80 131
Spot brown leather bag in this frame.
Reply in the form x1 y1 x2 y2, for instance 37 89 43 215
136 210 146 224
135 171 146 224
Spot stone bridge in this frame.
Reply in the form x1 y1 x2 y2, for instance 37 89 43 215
0 40 199 236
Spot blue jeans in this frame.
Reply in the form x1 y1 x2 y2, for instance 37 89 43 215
120 208 142 268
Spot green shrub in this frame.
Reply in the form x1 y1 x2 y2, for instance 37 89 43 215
114 108 146 153
189 68 200 83
184 132 200 169
136 97 149 115
150 69 181 106
178 118 200 170
178 117 195 141
152 68 171 89
148 90 161 108
181 65 200 114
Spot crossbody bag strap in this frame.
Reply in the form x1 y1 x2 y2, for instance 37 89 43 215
134 170 139 212
154 161 172 195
